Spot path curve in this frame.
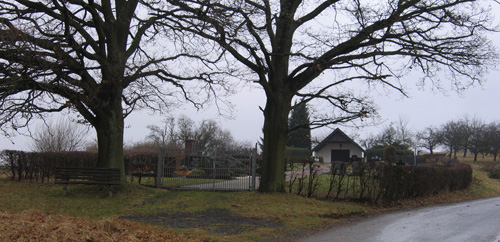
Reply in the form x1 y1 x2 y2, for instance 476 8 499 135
298 196 500 242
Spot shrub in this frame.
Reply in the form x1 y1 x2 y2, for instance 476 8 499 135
489 170 500 179
482 163 500 179
383 146 397 163
187 169 206 178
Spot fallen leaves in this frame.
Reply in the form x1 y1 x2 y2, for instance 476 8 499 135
0 210 187 242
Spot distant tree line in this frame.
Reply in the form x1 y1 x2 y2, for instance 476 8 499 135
420 116 500 162
362 115 500 162
132 115 253 155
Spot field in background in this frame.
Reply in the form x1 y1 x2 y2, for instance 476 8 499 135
0 155 499 241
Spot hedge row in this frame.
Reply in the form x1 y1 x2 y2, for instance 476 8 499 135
378 162 472 202
123 151 157 175
289 161 472 204
1 150 159 182
1 150 97 182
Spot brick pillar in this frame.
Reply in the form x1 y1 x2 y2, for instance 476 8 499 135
185 139 195 155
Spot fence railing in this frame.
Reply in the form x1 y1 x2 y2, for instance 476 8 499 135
157 147 258 191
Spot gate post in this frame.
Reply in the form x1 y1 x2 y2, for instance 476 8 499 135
157 147 164 188
251 143 257 191
212 148 217 190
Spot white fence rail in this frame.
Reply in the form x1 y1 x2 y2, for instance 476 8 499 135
156 147 258 191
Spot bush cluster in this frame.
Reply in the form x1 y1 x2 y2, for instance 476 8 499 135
482 163 500 179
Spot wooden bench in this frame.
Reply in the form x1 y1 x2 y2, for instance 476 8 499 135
55 167 121 197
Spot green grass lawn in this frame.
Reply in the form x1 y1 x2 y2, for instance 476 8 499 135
1 155 499 241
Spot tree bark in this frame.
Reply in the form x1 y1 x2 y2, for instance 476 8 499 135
259 93 293 192
95 113 125 181
93 82 126 181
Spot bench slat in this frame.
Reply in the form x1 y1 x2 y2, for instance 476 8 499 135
54 167 121 184
55 180 121 185
56 174 120 178
55 167 121 197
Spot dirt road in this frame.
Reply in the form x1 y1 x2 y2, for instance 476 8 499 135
298 196 500 242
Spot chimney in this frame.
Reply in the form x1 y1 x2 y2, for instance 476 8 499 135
185 139 195 155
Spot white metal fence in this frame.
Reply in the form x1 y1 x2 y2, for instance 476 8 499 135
156 147 258 191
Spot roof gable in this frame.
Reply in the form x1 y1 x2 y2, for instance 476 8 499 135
312 128 365 153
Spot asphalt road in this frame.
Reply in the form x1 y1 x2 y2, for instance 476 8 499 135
299 197 500 242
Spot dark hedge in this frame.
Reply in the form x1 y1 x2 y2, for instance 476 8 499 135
378 163 472 202
1 150 159 182
1 150 97 182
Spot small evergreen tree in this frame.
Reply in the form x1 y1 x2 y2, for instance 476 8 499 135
383 145 397 164
287 103 312 151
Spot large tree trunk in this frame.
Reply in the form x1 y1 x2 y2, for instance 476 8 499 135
95 112 125 181
94 82 126 181
259 94 292 192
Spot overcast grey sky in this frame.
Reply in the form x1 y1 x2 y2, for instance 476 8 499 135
1 2 499 152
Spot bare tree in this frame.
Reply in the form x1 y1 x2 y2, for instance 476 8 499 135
147 116 177 149
166 0 494 191
484 122 500 162
395 115 414 147
31 118 88 152
176 115 196 143
440 120 466 158
457 115 472 157
467 116 486 162
148 115 236 153
416 126 441 155
359 133 379 151
194 119 235 152
0 1 223 180
378 124 399 146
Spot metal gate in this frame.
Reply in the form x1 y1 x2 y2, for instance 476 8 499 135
156 147 258 191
